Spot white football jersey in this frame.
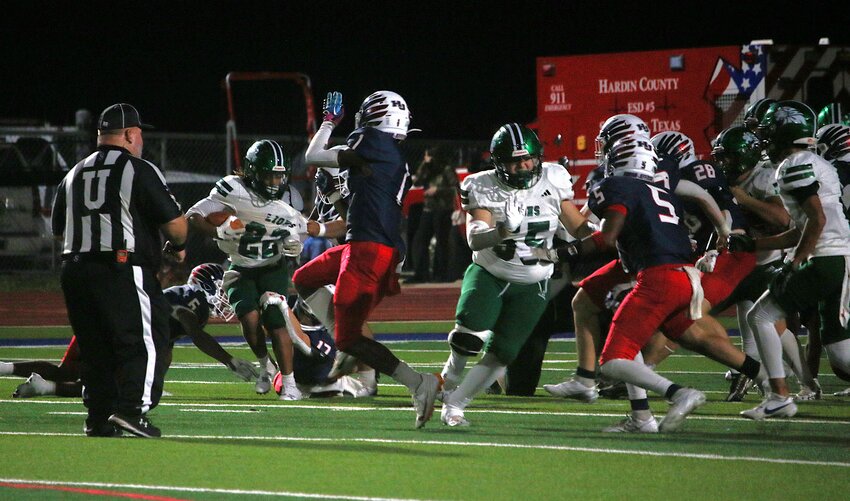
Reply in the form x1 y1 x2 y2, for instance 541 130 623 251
776 151 850 257
188 175 307 268
461 162 574 284
738 159 784 264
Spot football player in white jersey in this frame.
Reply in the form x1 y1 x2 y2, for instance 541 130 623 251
187 139 308 400
712 125 819 401
439 123 592 426
734 101 850 419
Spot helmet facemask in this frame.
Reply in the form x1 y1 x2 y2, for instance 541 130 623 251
188 263 235 321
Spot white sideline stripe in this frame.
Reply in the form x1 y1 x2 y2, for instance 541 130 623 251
47 412 86 415
180 409 260 413
7 400 849 426
0 477 423 501
0 434 847 469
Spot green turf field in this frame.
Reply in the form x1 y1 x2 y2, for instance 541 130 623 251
1 329 849 500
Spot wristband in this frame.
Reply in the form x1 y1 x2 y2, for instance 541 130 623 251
170 241 186 252
317 223 327 237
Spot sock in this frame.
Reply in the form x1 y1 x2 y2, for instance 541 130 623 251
600 358 675 396
258 355 272 375
281 372 297 388
779 329 815 387
391 362 423 391
747 295 786 379
736 300 760 360
0 362 12 375
358 369 376 389
445 353 506 410
575 367 596 387
739 355 761 380
665 383 683 400
441 350 468 390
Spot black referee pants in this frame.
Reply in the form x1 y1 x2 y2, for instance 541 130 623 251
61 260 170 424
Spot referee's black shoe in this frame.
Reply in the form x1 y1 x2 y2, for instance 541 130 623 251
108 413 161 438
84 421 123 438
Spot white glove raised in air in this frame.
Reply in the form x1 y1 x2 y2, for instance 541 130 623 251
227 358 259 381
216 216 245 240
501 194 526 233
695 250 719 273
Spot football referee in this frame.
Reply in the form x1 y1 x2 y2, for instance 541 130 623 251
51 103 187 438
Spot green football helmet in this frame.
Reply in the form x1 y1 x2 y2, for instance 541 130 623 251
758 100 816 162
743 98 776 134
243 139 289 200
817 102 848 129
490 123 543 189
711 126 762 182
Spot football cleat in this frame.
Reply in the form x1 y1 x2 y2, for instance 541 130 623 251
794 379 822 402
108 413 161 438
741 393 798 420
598 380 629 400
12 373 53 398
412 373 443 429
658 388 706 432
833 387 850 397
440 403 470 427
603 414 659 433
543 378 599 403
255 371 272 395
279 386 303 401
726 373 753 402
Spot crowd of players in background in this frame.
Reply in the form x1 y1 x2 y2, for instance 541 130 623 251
4 91 850 435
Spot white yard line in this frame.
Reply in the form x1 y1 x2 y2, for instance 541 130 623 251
0 478 426 501
5 399 849 426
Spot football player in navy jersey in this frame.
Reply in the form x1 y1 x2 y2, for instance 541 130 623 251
558 138 760 433
545 120 729 406
297 90 442 428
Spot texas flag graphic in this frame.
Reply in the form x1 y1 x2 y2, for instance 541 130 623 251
707 44 768 97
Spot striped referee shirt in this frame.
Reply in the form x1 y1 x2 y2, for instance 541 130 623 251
51 145 182 267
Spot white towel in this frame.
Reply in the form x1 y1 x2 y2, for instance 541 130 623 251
680 266 704 321
840 256 850 328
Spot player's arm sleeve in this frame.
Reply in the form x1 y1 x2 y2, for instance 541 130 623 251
675 179 730 235
304 121 341 167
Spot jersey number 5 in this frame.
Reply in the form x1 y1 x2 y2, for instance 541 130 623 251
646 185 680 225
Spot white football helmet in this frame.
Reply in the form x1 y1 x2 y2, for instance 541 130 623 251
604 137 658 182
815 124 850 162
355 90 412 139
650 131 697 169
595 114 651 166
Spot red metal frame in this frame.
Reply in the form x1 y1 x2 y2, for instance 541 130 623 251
224 71 317 172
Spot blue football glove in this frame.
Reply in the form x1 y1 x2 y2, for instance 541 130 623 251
322 91 344 126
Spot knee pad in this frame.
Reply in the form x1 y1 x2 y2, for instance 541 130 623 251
448 324 492 357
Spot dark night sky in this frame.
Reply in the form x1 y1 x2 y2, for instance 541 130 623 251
2 1 847 141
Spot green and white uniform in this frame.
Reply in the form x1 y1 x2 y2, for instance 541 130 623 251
739 159 784 265
457 162 573 363
773 151 850 343
188 175 307 323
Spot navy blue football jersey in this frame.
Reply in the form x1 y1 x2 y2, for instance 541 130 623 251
292 325 336 385
345 127 412 253
588 176 693 273
163 284 210 341
653 155 681 193
679 160 748 252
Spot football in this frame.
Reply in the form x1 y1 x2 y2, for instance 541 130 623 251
206 210 244 229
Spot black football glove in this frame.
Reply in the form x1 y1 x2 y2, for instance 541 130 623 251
727 233 756 253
